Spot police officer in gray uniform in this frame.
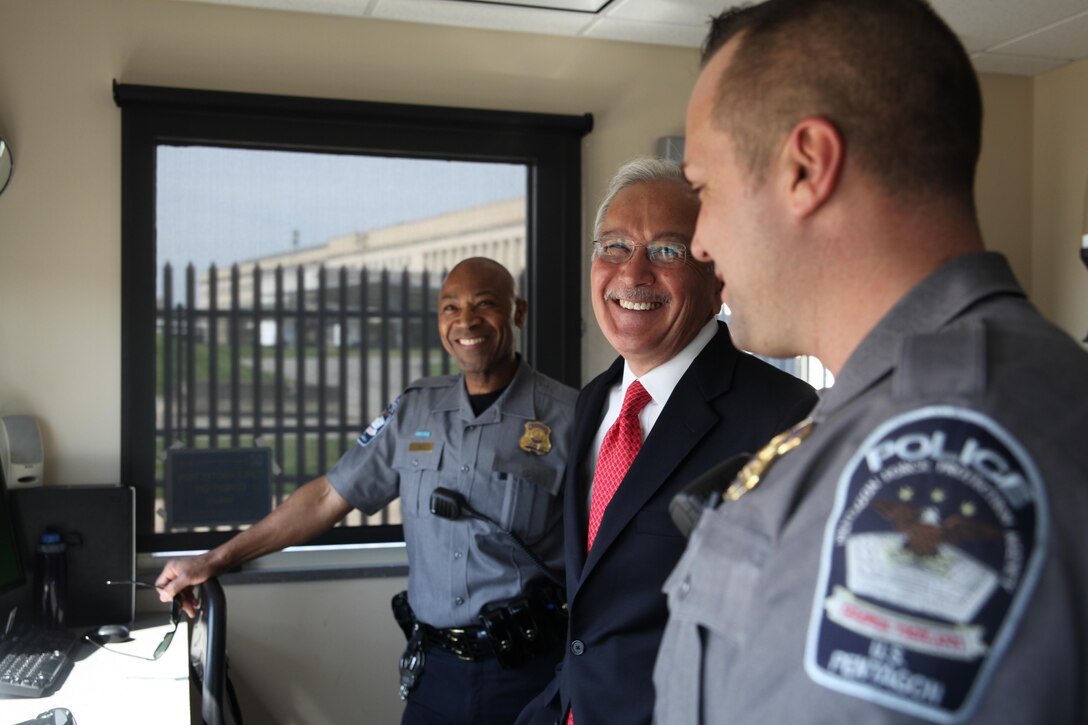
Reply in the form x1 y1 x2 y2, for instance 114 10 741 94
157 257 576 725
660 1 1088 723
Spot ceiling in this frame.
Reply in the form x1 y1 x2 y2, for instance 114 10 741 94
176 0 1088 76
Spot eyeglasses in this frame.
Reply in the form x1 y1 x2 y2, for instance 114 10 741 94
83 580 180 661
592 238 689 267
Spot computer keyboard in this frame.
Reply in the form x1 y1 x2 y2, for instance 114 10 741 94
0 624 80 697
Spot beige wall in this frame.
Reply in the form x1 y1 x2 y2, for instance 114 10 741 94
1033 59 1088 338
976 74 1034 285
0 0 697 486
1 1 1086 723
219 575 410 725
0 2 695 723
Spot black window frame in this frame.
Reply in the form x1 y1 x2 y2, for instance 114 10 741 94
114 81 591 554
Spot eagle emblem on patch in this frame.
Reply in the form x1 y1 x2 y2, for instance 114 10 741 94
804 406 1048 723
519 421 553 456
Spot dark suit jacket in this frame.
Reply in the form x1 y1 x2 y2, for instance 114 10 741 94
516 322 818 725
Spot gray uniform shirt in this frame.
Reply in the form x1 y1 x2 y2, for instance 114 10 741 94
654 252 1088 724
327 360 577 629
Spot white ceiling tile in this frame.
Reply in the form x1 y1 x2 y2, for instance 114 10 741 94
173 0 1088 76
581 16 706 46
930 0 1088 51
372 0 593 35
971 51 1071 76
457 0 607 10
602 0 729 25
989 12 1088 59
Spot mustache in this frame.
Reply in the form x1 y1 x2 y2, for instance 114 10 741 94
603 288 671 304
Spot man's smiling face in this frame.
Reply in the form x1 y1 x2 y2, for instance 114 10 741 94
590 178 719 376
438 258 525 392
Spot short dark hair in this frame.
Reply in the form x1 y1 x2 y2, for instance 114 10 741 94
700 0 982 203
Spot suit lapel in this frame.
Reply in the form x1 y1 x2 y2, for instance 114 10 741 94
578 325 741 582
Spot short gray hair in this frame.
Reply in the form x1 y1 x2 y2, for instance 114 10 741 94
593 156 686 240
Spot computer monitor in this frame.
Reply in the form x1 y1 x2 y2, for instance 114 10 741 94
0 469 26 598
12 485 136 627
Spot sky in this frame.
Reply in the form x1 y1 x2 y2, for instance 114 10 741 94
156 146 527 274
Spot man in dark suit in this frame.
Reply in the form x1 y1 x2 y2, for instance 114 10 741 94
516 156 819 725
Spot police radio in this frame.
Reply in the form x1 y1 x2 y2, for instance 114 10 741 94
668 454 750 538
1081 175 1088 272
1082 233 1087 342
429 487 563 586
1082 177 1087 341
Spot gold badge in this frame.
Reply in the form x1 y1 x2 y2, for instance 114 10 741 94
519 421 552 456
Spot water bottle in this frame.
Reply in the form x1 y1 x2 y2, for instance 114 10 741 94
34 531 67 629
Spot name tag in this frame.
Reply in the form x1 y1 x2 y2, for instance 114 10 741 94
408 442 434 452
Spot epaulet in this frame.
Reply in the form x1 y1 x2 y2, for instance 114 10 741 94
403 374 460 393
893 319 987 400
534 371 578 406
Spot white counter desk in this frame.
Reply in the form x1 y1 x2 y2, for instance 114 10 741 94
0 618 192 725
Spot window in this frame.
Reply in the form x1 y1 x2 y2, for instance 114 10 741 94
115 82 591 553
717 310 835 390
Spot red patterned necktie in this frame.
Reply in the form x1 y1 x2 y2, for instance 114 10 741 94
586 380 652 551
569 382 651 725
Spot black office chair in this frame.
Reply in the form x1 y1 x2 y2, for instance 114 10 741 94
189 577 243 725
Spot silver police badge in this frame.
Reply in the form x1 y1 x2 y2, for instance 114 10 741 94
805 405 1048 724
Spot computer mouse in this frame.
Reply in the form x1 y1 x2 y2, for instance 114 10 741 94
93 623 130 643
14 708 75 725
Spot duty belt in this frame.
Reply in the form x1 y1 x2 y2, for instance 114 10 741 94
392 584 567 669
420 622 496 661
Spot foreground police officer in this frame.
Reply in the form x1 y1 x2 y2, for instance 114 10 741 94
156 257 576 725
657 0 1088 723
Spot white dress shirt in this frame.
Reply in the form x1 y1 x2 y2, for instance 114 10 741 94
584 319 718 500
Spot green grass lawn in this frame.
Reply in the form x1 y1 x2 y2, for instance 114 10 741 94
156 333 456 393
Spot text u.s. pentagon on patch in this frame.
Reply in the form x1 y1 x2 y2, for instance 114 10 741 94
356 395 402 447
804 405 1048 724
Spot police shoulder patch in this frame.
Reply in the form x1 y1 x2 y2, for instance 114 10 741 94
356 395 402 447
804 405 1048 724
